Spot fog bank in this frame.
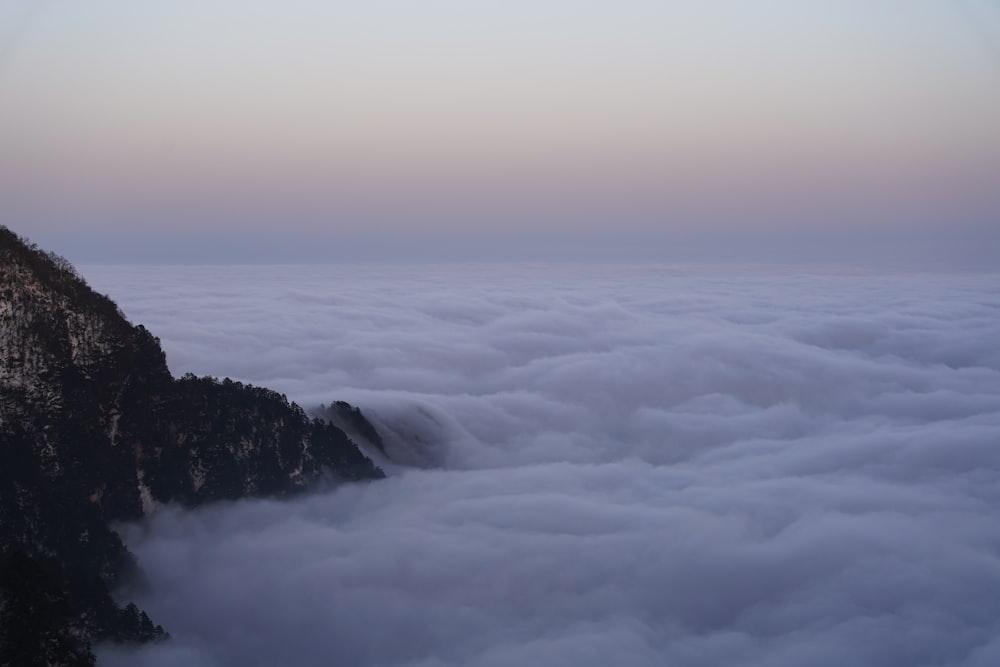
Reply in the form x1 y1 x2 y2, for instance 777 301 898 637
88 264 1000 666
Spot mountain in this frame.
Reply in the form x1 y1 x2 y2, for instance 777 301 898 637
0 227 385 666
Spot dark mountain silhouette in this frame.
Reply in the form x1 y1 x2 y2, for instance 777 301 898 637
0 226 384 666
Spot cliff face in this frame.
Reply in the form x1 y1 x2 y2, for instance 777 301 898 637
0 227 384 665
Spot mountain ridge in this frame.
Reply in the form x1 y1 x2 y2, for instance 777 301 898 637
0 226 385 666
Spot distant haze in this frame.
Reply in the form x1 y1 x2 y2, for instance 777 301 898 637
2 1 999 264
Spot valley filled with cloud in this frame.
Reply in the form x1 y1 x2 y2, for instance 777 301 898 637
86 263 1000 667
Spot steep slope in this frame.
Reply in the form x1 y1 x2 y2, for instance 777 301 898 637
0 227 384 665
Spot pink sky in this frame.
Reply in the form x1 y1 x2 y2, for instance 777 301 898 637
1 1 998 261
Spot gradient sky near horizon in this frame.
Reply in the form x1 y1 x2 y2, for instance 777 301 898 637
1 0 999 262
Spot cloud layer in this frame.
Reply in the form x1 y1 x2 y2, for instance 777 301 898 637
87 263 1000 666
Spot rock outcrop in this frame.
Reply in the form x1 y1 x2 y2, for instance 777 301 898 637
0 226 384 666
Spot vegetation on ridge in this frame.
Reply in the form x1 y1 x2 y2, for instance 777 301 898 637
0 226 384 666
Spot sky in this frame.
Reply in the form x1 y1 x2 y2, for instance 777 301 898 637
1 1 999 263
83 263 1000 667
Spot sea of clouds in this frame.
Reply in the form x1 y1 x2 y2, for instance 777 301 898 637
82 262 1000 667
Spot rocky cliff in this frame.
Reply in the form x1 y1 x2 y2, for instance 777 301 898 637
0 227 384 666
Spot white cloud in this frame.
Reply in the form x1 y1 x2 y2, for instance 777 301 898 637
87 263 1000 666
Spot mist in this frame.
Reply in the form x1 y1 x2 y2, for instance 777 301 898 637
26 224 1000 268
86 263 1000 666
